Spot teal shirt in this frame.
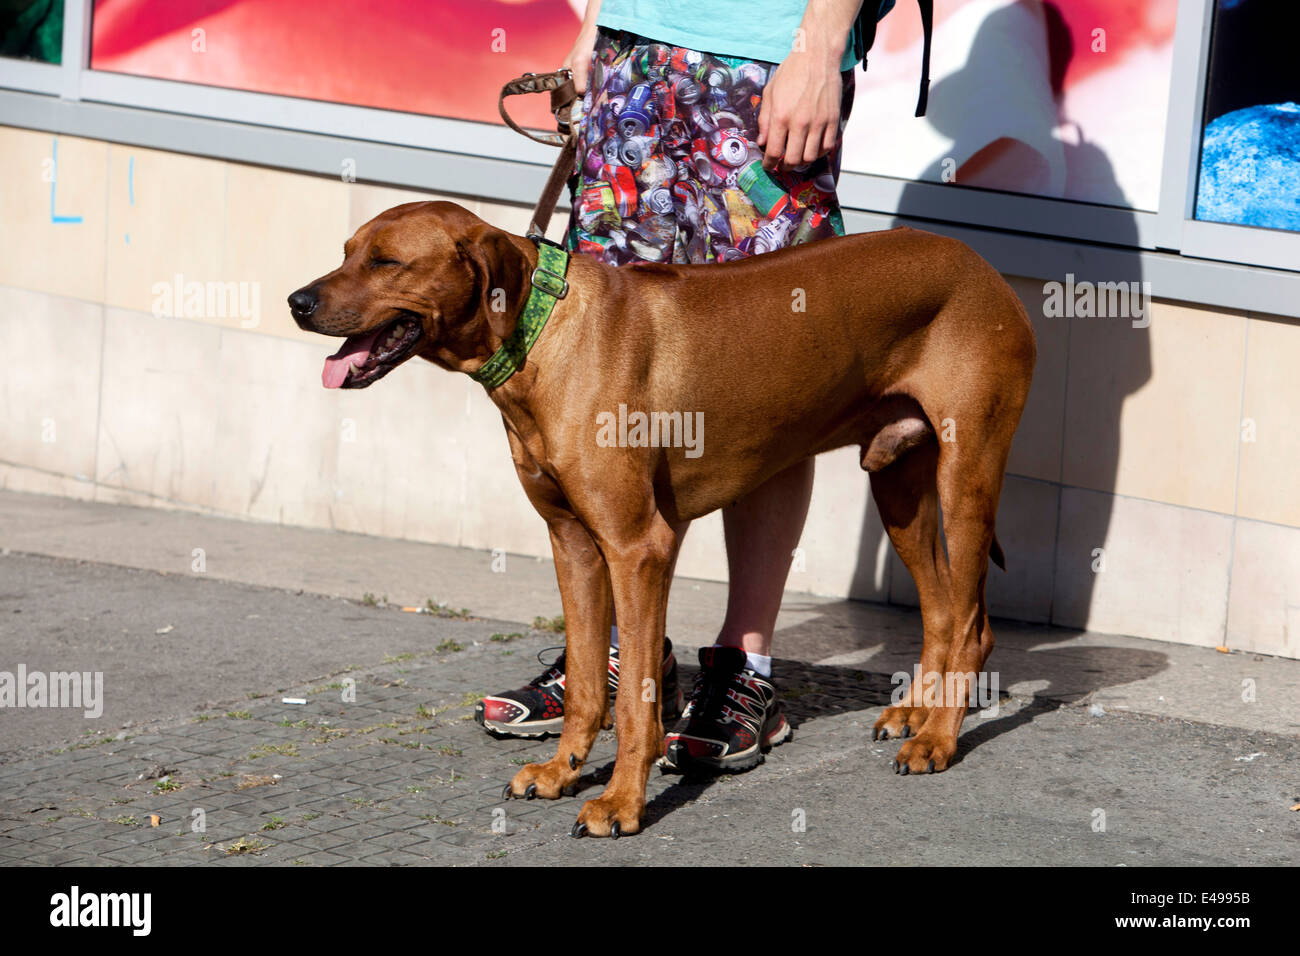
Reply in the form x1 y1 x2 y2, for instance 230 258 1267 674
596 1 892 71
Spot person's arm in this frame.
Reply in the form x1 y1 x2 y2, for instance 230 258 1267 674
758 0 864 170
562 0 603 94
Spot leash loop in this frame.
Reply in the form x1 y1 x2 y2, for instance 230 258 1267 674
499 67 580 241
498 68 578 147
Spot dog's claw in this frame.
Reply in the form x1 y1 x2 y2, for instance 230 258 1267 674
571 822 587 839
569 753 578 770
901 725 912 739
502 784 513 800
610 821 621 840
899 762 910 775
872 728 880 741
927 759 936 774
524 783 537 800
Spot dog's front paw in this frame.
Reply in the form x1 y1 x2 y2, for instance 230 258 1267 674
891 728 957 775
570 791 644 839
873 704 929 741
503 758 579 801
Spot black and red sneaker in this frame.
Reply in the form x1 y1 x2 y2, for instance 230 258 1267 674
661 645 791 774
474 640 683 739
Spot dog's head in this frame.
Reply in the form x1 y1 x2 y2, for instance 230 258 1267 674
289 201 529 389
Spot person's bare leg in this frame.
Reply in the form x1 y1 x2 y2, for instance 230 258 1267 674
716 458 815 657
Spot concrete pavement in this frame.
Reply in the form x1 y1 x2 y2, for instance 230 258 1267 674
0 489 1297 865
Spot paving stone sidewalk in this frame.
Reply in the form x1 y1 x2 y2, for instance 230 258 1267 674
0 617 886 866
3 618 1298 867
1 491 1297 866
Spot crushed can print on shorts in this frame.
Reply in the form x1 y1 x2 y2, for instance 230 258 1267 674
566 30 855 266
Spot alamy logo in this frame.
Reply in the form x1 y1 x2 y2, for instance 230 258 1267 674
891 665 1000 716
151 273 261 328
1042 273 1151 328
595 404 704 459
0 666 103 718
49 886 151 936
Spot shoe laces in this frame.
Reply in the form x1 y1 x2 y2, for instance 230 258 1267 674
686 666 734 721
529 646 566 687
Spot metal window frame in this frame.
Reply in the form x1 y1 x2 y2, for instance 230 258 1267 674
1 0 1297 317
1156 0 1300 272
0 56 59 94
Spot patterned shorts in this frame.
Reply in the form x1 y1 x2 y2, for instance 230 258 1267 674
565 27 856 265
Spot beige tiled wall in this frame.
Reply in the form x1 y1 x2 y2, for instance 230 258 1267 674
0 287 103 487
1226 519 1300 659
225 163 351 342
104 144 228 315
1053 487 1234 647
1236 314 1300 528
0 128 108 302
2 125 1297 658
1002 276 1067 484
1063 299 1246 513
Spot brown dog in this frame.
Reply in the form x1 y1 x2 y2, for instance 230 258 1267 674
290 200 1035 838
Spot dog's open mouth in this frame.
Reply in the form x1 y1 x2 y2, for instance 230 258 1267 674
321 315 422 389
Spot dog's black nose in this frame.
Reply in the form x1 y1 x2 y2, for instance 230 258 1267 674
288 288 318 324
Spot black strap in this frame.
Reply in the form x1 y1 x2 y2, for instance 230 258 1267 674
853 1 881 63
915 0 933 117
853 0 933 118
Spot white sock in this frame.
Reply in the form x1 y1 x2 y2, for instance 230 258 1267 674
709 643 771 677
610 625 619 649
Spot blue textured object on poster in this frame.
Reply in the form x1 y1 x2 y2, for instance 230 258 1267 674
1196 102 1300 231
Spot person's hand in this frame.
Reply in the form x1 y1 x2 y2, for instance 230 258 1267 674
562 22 600 95
757 49 843 171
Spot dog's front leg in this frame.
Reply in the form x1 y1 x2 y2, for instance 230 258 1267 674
572 522 676 838
505 517 611 800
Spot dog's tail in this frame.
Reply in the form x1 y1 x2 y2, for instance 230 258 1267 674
990 533 1006 572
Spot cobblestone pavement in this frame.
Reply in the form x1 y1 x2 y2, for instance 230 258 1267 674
3 619 1298 865
2 551 1298 866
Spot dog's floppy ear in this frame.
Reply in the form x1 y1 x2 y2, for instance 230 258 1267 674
458 228 530 343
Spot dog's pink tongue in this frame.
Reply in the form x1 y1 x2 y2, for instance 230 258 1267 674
322 328 383 389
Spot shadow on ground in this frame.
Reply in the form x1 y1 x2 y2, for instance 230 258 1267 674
638 605 1169 830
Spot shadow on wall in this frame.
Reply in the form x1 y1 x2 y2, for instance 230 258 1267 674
845 0 1151 633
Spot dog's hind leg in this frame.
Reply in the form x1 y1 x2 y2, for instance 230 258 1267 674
892 434 1009 775
867 439 951 742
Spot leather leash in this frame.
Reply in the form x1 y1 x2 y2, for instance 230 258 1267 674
469 69 579 389
498 69 580 240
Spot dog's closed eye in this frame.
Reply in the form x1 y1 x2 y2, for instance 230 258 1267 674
368 251 403 270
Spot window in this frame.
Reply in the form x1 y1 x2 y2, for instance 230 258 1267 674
88 0 577 128
846 0 1177 212
1 0 62 62
1 0 1296 315
1193 0 1300 233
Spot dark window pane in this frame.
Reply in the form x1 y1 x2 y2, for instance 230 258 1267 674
1 0 63 62
1194 1 1300 232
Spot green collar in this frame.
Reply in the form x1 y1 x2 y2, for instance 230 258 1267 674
470 240 569 389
